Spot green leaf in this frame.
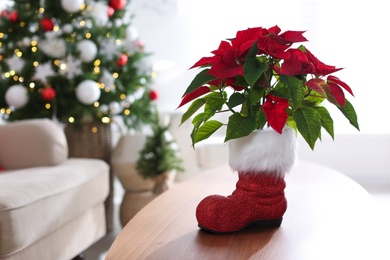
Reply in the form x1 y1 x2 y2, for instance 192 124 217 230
244 58 267 87
190 113 204 147
293 106 322 150
182 69 216 97
247 86 265 107
338 99 360 131
280 74 305 109
314 106 334 139
194 120 223 144
204 92 225 121
181 98 206 125
228 92 246 109
225 113 257 142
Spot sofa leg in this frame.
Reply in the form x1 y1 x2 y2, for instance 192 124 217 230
71 253 85 260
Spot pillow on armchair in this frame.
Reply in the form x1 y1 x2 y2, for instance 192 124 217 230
0 119 68 170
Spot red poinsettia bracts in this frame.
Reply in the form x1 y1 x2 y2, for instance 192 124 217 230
179 25 359 149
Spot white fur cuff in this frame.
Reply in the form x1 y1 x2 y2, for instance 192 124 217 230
228 127 297 175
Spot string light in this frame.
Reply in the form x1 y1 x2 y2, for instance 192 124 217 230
102 117 110 123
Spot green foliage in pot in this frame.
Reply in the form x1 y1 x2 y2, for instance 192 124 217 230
136 112 184 179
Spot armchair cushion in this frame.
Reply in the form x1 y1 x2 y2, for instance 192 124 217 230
0 119 68 170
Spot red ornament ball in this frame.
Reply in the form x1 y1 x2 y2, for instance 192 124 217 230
1 10 8 17
42 87 56 101
107 6 115 17
116 53 128 66
40 18 54 31
109 0 126 10
149 90 159 101
8 11 18 23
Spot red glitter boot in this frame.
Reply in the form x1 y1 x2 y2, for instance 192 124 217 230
196 127 297 234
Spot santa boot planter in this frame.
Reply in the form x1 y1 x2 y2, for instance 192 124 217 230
196 127 297 234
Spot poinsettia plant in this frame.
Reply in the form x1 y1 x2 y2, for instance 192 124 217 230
178 25 359 149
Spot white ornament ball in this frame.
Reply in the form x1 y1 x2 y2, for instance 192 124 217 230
61 0 84 13
109 101 121 114
76 40 97 63
126 25 139 42
76 80 101 105
88 2 109 26
5 85 29 109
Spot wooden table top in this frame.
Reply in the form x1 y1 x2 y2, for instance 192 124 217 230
106 161 390 260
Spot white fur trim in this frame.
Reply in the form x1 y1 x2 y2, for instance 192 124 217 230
228 127 297 175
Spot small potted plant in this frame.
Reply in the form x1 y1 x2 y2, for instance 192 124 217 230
136 112 185 194
178 25 359 233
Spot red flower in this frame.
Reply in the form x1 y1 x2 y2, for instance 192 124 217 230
178 86 210 108
262 94 289 134
279 48 314 76
304 48 342 76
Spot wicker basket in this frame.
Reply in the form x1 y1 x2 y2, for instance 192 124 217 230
64 121 114 232
64 121 112 162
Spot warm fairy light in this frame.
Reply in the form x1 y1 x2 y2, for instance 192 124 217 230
104 86 110 92
54 26 59 31
9 70 15 76
45 103 51 109
15 50 22 57
93 102 99 107
120 94 126 99
39 8 44 13
53 60 60 66
68 117 75 123
4 72 10 78
80 20 86 27
116 39 121 45
151 71 157 78
0 32 3 38
19 22 25 27
94 67 100 74
29 82 35 89
31 40 37 46
102 117 110 123
13 76 18 81
113 73 119 79
33 61 38 66
91 127 98 133
18 77 24 82
98 82 104 89
60 64 67 70
94 60 101 66
31 47 37 52
86 33 91 38
124 109 130 115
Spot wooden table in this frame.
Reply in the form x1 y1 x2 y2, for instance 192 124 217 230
106 161 390 260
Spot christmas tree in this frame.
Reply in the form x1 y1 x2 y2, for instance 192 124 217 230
0 0 157 129
136 112 184 179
